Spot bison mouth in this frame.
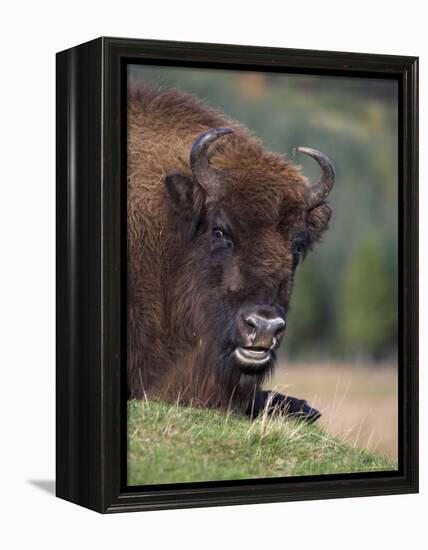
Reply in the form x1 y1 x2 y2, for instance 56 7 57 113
234 346 273 371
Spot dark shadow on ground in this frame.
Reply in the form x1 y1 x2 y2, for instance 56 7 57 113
27 480 55 495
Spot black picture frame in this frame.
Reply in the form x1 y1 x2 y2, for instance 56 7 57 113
56 36 419 513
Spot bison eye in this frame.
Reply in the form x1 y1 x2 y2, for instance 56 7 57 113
211 227 233 251
212 228 224 240
294 243 304 256
292 241 306 266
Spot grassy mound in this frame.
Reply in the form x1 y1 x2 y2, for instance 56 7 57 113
128 400 397 486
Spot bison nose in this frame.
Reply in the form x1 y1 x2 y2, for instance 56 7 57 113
239 311 286 350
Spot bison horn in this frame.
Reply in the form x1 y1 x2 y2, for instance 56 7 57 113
294 147 336 208
190 127 234 196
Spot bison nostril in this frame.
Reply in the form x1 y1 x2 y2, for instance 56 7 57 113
274 321 286 336
243 317 258 343
245 317 257 329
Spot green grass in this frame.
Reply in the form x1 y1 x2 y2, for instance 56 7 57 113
128 400 397 486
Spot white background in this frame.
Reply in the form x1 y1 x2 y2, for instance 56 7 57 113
0 1 425 548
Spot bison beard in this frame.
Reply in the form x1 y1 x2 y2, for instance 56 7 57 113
127 84 335 423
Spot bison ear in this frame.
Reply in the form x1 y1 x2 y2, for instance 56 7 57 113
164 172 204 238
306 203 332 245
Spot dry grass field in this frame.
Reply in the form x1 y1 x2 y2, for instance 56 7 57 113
267 362 398 460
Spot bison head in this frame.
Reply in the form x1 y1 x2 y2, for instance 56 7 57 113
164 127 335 401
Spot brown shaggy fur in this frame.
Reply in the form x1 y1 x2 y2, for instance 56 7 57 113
127 84 331 414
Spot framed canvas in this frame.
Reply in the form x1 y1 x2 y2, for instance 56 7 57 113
56 37 418 513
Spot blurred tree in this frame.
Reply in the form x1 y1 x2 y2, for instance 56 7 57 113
338 234 397 359
286 255 333 358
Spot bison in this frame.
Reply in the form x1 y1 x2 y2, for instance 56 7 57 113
127 84 335 422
